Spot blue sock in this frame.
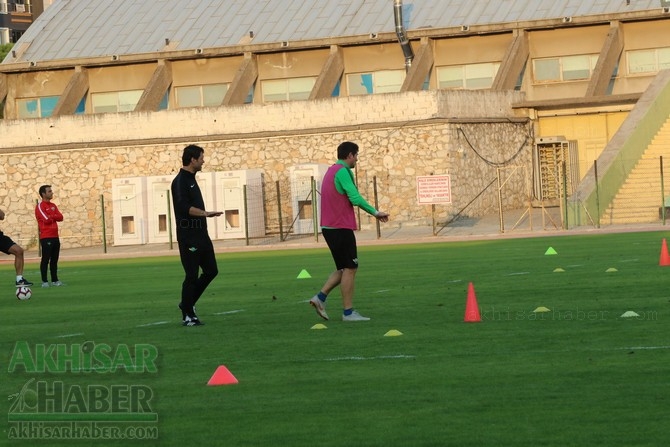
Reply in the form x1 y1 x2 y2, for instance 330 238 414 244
317 291 327 302
343 308 353 316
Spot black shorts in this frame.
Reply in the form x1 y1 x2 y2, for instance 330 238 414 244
322 228 358 270
0 231 17 255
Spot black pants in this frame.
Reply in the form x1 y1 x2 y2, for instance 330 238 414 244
40 238 61 283
178 237 218 315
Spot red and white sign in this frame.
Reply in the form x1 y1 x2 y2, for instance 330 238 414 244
417 175 452 205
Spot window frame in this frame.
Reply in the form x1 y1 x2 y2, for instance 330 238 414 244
346 70 406 96
435 62 500 90
16 96 59 118
532 54 599 84
174 83 229 108
260 77 316 103
627 47 670 75
91 90 143 114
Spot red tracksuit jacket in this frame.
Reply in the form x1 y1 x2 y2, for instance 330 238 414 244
35 201 63 239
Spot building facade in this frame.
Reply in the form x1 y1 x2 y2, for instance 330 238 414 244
1 1 669 247
0 0 52 44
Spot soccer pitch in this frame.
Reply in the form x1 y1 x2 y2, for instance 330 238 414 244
2 231 669 446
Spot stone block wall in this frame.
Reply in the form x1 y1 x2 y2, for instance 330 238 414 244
0 90 531 248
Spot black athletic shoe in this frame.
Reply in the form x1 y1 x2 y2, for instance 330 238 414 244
183 315 204 327
16 278 33 287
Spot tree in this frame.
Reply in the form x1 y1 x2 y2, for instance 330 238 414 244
0 43 14 62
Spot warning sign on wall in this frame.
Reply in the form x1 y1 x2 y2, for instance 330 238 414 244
416 175 452 205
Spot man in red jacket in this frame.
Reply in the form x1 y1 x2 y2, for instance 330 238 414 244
35 185 64 287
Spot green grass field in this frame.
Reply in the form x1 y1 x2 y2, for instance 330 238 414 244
2 231 669 446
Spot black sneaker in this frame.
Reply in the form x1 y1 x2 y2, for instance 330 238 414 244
183 315 204 327
16 278 33 287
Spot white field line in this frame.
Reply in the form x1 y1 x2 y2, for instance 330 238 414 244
618 346 670 351
54 333 84 338
136 321 170 327
212 309 245 315
323 354 415 362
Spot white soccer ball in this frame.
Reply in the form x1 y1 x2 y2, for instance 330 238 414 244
16 286 32 300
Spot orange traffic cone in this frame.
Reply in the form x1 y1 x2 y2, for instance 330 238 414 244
207 365 239 386
660 238 670 266
464 282 481 322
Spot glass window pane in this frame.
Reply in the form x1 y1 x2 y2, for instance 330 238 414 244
628 50 656 74
375 70 404 93
534 58 560 82
287 77 315 101
465 63 495 89
659 48 670 70
92 92 118 113
262 79 287 102
562 55 590 80
176 86 202 108
39 96 59 117
347 73 373 95
75 97 86 114
331 80 341 97
202 84 228 107
245 85 254 104
158 91 169 110
17 99 40 118
117 90 142 112
437 66 464 89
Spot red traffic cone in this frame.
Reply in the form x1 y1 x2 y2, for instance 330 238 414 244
464 282 481 322
660 238 670 266
207 365 239 386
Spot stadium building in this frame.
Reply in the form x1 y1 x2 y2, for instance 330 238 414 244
0 0 669 248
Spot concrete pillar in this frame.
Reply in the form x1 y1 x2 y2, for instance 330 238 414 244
52 66 89 116
309 45 344 100
492 29 529 91
585 21 624 97
401 38 433 92
223 52 258 105
135 60 172 112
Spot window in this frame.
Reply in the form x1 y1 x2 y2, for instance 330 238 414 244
16 96 85 118
91 90 143 113
533 55 598 83
436 63 500 90
17 96 58 118
10 29 23 43
261 77 315 102
347 70 406 95
628 47 670 74
562 55 593 81
175 84 228 108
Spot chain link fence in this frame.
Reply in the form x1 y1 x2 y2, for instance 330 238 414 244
569 155 669 228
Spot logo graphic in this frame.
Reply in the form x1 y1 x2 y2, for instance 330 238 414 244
7 342 159 441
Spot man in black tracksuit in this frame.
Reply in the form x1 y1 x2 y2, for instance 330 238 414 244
171 144 222 326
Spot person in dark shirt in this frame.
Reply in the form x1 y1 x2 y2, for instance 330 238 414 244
0 209 33 288
171 144 222 326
